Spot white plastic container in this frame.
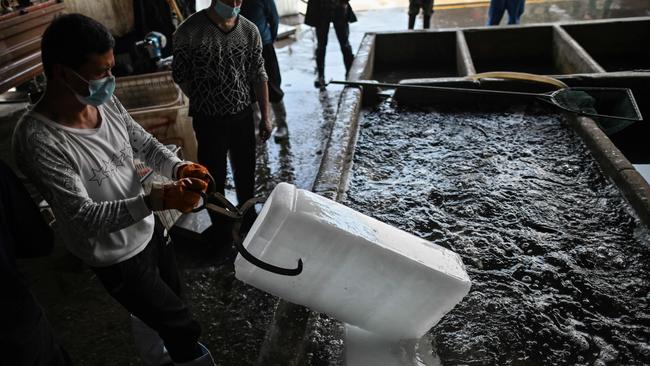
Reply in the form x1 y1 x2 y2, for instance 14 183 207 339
234 182 472 340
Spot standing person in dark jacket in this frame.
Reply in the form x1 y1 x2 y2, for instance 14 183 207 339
241 0 289 141
408 0 434 29
304 0 356 89
0 161 71 366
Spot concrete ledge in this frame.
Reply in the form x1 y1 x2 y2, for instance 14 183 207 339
313 87 364 200
348 33 375 83
256 34 373 365
552 25 605 74
455 30 475 76
313 31 373 200
568 116 650 229
570 116 635 172
367 16 650 36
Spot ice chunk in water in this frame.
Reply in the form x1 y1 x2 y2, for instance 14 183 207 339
234 183 471 339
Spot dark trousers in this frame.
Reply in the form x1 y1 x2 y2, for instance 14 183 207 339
408 0 434 16
262 43 284 103
192 107 258 238
487 0 525 25
315 6 354 78
91 220 201 363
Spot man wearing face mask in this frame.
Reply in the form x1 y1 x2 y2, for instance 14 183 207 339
172 0 270 246
13 14 216 366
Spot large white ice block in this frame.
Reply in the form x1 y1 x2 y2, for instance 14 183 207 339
234 182 471 339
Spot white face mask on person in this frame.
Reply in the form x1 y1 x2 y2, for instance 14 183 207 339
65 68 116 106
214 0 240 19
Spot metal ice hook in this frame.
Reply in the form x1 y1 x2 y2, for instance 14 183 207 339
192 191 304 276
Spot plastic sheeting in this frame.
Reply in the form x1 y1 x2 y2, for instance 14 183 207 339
64 0 134 37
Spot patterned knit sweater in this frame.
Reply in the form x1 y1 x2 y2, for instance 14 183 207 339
172 11 268 117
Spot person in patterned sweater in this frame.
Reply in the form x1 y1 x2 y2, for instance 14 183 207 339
12 14 216 366
172 0 271 245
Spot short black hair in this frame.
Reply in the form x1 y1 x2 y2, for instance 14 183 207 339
41 13 115 77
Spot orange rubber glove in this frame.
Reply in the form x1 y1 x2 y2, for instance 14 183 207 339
148 178 208 213
176 162 211 184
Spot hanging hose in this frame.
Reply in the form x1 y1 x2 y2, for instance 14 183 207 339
466 71 568 90
166 0 185 23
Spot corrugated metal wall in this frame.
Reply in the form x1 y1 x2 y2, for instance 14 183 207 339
64 0 134 37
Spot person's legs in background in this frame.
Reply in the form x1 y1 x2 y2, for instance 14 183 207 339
408 0 420 29
506 0 525 24
423 0 434 29
487 0 507 25
333 6 354 77
514 0 526 24
262 43 288 141
192 115 232 248
226 108 258 233
314 20 330 88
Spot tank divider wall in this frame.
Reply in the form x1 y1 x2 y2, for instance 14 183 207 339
456 30 475 76
552 25 605 74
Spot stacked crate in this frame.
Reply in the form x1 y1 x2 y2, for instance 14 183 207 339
116 72 198 229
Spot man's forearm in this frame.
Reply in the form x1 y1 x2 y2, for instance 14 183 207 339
254 80 270 120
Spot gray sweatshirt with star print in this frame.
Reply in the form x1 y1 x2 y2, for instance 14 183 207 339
12 96 182 267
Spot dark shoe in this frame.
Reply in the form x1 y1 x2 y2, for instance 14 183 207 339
271 101 288 141
273 126 289 141
314 75 326 90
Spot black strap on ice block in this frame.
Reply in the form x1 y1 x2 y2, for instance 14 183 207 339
192 191 303 276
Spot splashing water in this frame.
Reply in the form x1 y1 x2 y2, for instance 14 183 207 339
338 101 650 366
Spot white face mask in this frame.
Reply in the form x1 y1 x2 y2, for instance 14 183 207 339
66 68 116 106
214 0 240 19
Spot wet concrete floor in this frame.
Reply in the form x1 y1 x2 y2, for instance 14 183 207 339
2 0 650 365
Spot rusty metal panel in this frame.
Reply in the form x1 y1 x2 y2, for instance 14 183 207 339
0 1 65 93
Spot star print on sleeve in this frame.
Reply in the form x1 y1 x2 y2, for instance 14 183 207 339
110 95 181 178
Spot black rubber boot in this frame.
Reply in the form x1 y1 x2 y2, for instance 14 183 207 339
423 15 431 29
408 14 416 29
314 74 326 90
343 50 354 78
